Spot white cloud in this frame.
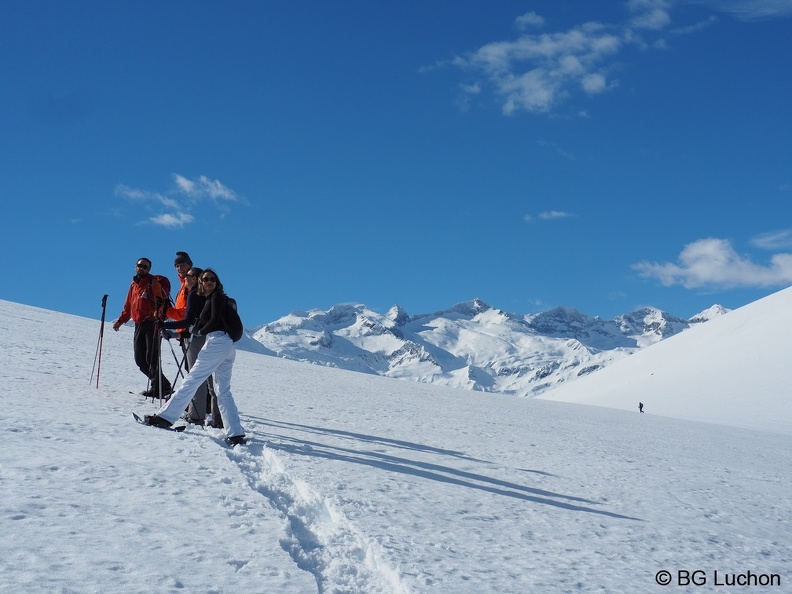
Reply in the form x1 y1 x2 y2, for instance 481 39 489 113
628 0 673 29
114 184 148 201
671 15 719 35
689 0 792 20
537 139 576 160
633 238 792 289
446 0 790 115
750 229 792 250
525 210 576 222
149 212 195 229
501 70 561 114
115 184 181 209
116 173 245 228
451 16 632 114
515 11 545 30
539 210 575 220
173 174 196 195
631 8 672 29
628 0 669 9
174 174 240 203
581 72 610 94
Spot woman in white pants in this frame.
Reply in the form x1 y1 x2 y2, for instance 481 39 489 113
144 269 245 445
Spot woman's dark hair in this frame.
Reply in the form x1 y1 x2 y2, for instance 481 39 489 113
188 267 204 295
199 267 224 295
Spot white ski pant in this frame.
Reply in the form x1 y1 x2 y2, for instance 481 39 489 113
156 331 244 437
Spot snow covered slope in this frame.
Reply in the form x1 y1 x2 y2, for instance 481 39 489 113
2 298 789 593
539 286 792 434
253 298 719 396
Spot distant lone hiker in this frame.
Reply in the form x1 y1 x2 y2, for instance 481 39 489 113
639 402 644 413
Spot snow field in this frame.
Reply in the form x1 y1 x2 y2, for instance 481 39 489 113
1 299 790 593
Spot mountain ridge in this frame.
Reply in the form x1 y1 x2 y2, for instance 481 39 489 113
252 298 728 396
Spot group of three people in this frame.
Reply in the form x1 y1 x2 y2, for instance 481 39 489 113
112 251 245 445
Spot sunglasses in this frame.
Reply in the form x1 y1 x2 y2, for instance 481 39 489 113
186 273 198 277
136 263 150 270
201 276 217 283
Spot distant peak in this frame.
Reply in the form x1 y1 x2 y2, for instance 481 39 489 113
689 304 730 324
526 306 590 335
386 305 411 326
439 298 492 318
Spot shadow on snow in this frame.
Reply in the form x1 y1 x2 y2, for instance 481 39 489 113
247 416 642 522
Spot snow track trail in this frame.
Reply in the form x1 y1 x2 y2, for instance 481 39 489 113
225 438 409 594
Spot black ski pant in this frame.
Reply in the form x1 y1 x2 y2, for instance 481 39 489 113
133 320 161 380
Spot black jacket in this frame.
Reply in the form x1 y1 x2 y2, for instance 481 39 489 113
194 291 228 336
161 289 206 333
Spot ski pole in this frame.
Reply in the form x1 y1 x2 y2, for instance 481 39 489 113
153 299 164 406
148 321 160 403
90 294 108 388
163 333 187 381
173 335 190 391
156 322 164 407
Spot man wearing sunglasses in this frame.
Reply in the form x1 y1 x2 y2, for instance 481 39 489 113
112 257 173 397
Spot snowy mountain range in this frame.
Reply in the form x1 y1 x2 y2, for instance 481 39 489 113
251 298 728 396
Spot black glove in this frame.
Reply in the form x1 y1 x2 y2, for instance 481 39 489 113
160 329 176 340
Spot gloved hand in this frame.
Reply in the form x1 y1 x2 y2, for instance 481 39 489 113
160 329 176 340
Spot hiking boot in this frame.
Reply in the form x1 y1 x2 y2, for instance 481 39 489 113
225 435 247 447
143 415 173 429
151 382 173 398
185 417 205 426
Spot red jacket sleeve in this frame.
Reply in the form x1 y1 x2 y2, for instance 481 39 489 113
116 283 134 325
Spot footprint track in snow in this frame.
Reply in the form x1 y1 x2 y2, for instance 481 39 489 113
225 440 409 594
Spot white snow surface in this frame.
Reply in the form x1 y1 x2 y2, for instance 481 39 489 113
1 297 790 593
539 286 792 435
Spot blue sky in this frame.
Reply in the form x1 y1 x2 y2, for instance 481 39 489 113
2 0 791 326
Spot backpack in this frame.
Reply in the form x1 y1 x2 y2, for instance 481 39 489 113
147 274 173 319
223 295 244 342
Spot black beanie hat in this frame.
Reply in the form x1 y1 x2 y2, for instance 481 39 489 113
174 251 192 266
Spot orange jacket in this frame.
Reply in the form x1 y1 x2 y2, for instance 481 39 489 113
166 276 189 327
116 274 169 325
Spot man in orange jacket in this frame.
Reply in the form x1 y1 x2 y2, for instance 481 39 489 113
113 257 172 397
164 250 218 419
167 251 192 351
